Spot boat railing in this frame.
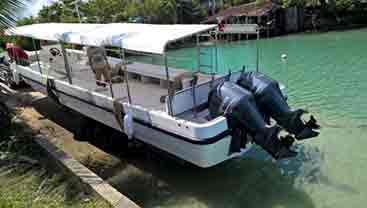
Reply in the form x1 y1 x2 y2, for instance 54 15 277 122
23 24 260 116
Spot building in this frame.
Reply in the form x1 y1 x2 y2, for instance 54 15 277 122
202 0 284 36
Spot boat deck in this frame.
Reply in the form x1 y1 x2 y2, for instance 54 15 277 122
31 48 211 111
33 61 169 111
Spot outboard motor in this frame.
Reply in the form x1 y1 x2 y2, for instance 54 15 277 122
209 82 297 160
237 72 320 140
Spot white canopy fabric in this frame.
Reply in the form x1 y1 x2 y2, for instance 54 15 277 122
5 23 217 54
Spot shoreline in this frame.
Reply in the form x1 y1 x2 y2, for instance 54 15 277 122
166 24 367 51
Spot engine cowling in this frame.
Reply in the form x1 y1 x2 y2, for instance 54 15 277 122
208 82 295 159
237 72 320 140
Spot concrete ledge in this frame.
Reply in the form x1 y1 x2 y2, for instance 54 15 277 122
34 135 140 208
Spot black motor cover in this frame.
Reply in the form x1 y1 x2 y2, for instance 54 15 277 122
209 82 267 133
209 82 279 153
237 72 290 123
237 71 319 139
208 81 298 159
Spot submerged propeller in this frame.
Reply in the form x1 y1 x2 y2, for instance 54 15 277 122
306 115 321 130
280 134 296 149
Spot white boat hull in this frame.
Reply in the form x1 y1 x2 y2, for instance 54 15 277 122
18 69 252 168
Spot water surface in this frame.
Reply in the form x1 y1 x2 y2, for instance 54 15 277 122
115 29 367 208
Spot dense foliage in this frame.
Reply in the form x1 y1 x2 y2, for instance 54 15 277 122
281 0 367 13
18 0 364 26
33 0 206 24
281 0 367 25
2 0 366 35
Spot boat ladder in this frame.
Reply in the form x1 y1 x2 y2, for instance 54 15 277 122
197 35 216 76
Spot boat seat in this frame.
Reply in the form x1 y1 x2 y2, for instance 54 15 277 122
122 62 189 88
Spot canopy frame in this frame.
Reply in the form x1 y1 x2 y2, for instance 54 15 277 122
6 23 261 115
5 23 218 55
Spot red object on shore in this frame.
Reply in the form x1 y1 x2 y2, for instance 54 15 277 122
6 44 28 61
218 21 225 32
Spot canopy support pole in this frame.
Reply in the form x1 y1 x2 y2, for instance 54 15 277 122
196 35 201 73
31 38 42 75
164 54 173 116
213 31 218 86
120 46 132 104
193 34 203 118
256 30 260 72
246 17 249 40
59 41 73 84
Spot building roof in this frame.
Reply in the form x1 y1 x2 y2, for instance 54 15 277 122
204 0 278 23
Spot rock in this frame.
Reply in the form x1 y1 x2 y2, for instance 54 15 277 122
82 198 91 203
78 192 91 203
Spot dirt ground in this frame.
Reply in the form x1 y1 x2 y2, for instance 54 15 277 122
0 82 186 208
0 82 127 174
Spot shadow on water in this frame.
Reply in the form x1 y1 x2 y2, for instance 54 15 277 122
246 144 359 195
27 96 317 208
28 95 361 208
29 95 355 207
106 150 316 208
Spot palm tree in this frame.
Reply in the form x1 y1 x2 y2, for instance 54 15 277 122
0 0 28 28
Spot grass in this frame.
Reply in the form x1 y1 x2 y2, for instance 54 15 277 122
0 106 111 208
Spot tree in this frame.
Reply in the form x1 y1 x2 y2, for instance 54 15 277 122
38 2 66 23
38 0 84 23
140 0 177 24
0 0 29 28
82 0 127 23
35 0 181 24
16 16 35 26
156 0 177 24
177 0 206 24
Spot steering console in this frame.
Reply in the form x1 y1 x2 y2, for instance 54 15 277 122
49 48 61 57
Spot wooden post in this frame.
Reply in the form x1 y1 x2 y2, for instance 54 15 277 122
245 17 249 40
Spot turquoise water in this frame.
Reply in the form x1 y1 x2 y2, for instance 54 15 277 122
115 29 367 208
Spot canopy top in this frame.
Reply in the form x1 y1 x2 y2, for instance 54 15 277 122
5 23 217 55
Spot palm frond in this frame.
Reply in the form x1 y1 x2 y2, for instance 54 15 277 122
0 0 29 28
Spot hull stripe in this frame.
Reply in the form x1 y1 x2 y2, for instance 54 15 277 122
20 75 232 145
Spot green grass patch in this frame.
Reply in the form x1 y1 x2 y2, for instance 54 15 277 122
0 108 111 208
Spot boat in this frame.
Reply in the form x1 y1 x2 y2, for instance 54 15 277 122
1 23 320 167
